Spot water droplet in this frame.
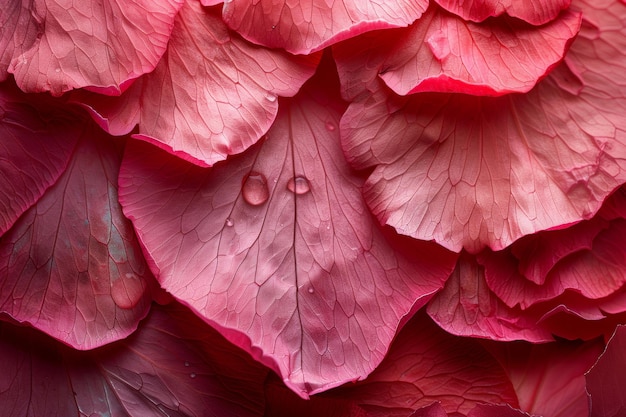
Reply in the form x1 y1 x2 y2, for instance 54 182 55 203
325 122 336 131
265 93 277 102
225 218 234 227
307 287 315 294
242 172 269 206
111 273 145 309
271 25 276 29
55 68 61 73
190 373 197 378
287 176 311 195
184 361 190 367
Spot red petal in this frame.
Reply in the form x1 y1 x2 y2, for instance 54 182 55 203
0 303 268 416
222 0 429 54
0 81 78 235
118 62 456 396
378 8 580 96
338 0 626 252
434 0 571 25
586 325 626 417
427 253 554 342
487 338 603 417
0 124 152 349
75 0 319 166
5 0 182 96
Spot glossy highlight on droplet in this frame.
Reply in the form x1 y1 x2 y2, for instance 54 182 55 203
225 218 234 227
111 273 145 309
242 172 269 206
325 122 336 131
287 176 311 195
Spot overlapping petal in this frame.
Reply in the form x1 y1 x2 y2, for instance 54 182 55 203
0 121 153 349
222 0 429 55
1 0 182 96
76 0 320 167
0 82 78 235
118 63 456 396
338 0 626 252
434 0 571 25
0 303 268 416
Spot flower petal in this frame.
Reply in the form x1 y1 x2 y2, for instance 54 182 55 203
75 0 319 166
0 123 152 349
434 0 571 25
222 0 429 54
118 62 456 396
4 0 182 96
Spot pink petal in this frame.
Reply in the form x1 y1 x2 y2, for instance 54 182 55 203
5 0 182 96
434 0 571 25
338 0 626 252
0 124 152 349
0 303 268 416
0 81 78 235
378 7 581 96
586 325 626 417
427 253 554 342
467 404 533 417
486 338 603 417
75 0 319 167
222 0 429 54
118 63 456 396
327 312 519 415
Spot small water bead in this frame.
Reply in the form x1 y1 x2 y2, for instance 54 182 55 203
325 122 336 132
190 373 197 379
184 361 190 367
287 176 311 195
242 172 269 206
307 287 315 294
265 93 277 102
55 68 61 73
225 218 234 227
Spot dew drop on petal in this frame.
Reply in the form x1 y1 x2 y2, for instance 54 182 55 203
55 68 61 73
242 172 269 206
190 373 197 378
225 218 234 227
287 176 311 195
111 273 145 309
265 93 277 102
307 287 315 294
184 361 190 367
325 122 336 131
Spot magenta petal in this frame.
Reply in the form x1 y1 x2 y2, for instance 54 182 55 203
0 125 152 349
0 82 78 235
339 0 626 252
378 7 581 96
5 0 182 96
434 0 571 25
466 404 532 417
0 303 267 416
586 325 626 417
427 253 554 342
76 0 319 167
118 65 456 396
222 0 429 54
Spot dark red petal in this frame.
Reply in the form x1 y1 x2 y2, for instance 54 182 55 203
118 62 456 396
0 81 78 235
586 325 626 417
222 0 429 55
74 0 319 167
4 0 182 96
434 0 571 25
0 123 152 349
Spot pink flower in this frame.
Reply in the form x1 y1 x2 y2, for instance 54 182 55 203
1 0 625 415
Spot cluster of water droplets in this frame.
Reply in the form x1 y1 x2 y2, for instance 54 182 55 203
241 171 311 207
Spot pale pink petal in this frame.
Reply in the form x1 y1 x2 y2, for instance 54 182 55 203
338 0 626 252
586 325 626 417
0 125 152 349
5 0 182 96
0 303 268 416
434 0 571 25
222 0 429 54
486 338 603 417
378 7 580 96
75 0 319 167
0 81 78 235
427 254 554 342
118 65 456 396
328 312 519 416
